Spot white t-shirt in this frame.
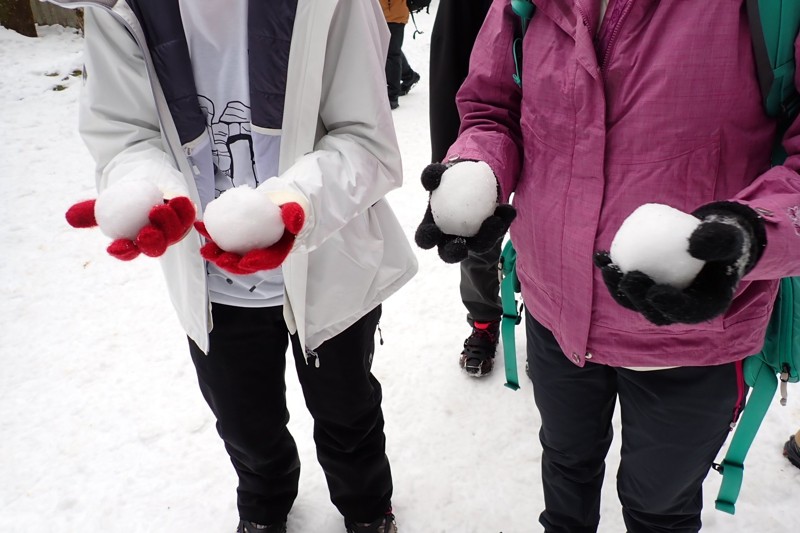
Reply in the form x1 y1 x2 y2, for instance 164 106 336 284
179 0 284 307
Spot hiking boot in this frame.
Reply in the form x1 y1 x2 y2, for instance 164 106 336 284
783 431 800 469
345 509 397 533
399 72 420 96
236 520 287 533
459 320 500 377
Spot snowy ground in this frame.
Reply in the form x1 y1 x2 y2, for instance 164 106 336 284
2 14 799 533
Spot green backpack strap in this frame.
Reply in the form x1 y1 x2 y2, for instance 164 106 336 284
715 277 800 514
746 0 800 119
715 3 800 512
510 0 535 87
714 359 779 514
499 240 522 390
499 1 535 386
746 0 800 164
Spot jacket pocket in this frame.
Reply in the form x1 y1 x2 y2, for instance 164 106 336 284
594 138 724 333
598 137 721 249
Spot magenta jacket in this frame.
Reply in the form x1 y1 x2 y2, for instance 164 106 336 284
447 0 800 367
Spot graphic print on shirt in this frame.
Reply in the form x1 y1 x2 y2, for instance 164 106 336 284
197 95 258 195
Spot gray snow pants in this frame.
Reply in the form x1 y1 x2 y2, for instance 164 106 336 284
460 239 503 325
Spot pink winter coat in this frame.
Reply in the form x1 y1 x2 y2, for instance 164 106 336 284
448 0 800 367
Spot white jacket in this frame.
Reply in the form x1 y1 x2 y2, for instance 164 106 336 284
53 0 418 353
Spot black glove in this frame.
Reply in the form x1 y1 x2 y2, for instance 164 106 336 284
594 201 767 325
415 162 516 263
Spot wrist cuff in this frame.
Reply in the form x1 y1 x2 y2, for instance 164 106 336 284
692 201 767 272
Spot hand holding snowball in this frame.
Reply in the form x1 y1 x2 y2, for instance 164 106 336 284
65 180 196 260
194 186 305 275
594 202 766 325
415 160 516 263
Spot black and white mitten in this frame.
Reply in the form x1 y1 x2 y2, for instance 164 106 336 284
594 201 766 325
415 160 516 263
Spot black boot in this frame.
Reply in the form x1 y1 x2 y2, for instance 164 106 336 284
459 320 500 377
399 72 420 96
345 509 397 533
236 520 287 533
784 431 800 469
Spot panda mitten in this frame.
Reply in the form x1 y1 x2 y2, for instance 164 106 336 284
594 201 766 325
194 186 305 275
415 160 516 264
65 180 196 260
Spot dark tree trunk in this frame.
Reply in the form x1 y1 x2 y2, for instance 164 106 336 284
0 0 37 37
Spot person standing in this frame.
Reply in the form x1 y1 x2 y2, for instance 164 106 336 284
380 0 420 109
416 1 800 530
57 1 417 532
430 0 499 377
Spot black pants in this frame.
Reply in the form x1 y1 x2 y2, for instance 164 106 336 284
428 0 502 327
525 312 743 533
188 304 390 526
460 239 503 325
429 0 494 162
386 22 415 102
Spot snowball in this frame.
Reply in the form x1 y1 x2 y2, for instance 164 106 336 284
203 186 284 255
95 180 163 239
610 203 706 290
430 161 498 237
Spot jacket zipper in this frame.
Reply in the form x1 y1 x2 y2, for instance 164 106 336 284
575 2 591 31
598 0 634 73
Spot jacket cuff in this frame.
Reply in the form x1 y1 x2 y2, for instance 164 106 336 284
692 201 767 273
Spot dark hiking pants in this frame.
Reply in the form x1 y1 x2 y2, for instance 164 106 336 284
188 304 390 526
429 0 494 163
401 52 415 87
460 239 503 325
386 22 406 102
525 312 743 533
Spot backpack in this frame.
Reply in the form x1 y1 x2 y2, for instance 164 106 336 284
500 0 800 514
713 1 800 514
406 0 431 14
714 277 800 514
404 0 431 39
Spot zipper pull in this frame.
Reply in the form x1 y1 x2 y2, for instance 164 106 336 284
305 347 320 367
377 323 384 346
498 256 505 284
780 364 790 406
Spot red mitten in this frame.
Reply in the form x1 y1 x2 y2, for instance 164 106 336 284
65 182 196 261
65 199 99 228
195 201 305 275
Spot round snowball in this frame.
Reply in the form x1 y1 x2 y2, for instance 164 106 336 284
203 186 284 255
610 203 706 290
95 180 163 240
430 160 498 237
